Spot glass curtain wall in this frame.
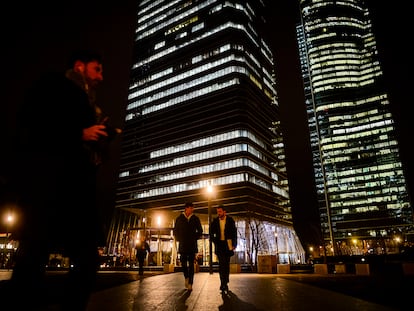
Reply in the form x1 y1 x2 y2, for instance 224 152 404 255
296 0 413 256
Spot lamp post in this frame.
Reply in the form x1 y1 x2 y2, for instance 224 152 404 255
157 216 162 266
6 214 12 241
207 184 214 274
274 232 279 264
171 219 177 266
4 214 13 270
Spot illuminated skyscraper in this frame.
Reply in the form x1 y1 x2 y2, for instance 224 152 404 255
107 0 305 264
296 0 413 255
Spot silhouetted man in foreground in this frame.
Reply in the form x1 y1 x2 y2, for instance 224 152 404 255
6 49 120 310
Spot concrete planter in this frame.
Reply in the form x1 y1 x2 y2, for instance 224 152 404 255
163 264 175 273
277 263 290 274
257 255 277 273
334 264 346 274
355 263 370 275
230 263 241 273
313 263 328 274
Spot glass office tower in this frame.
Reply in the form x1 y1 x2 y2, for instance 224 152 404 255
107 0 305 265
296 0 413 256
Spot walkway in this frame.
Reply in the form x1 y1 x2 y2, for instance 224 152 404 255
86 272 397 311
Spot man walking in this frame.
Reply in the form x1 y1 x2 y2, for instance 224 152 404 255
173 202 203 291
135 236 150 276
210 204 237 293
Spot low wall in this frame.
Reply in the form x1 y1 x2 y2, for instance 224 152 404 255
257 255 277 273
277 264 290 274
230 263 241 273
355 263 370 275
313 264 328 274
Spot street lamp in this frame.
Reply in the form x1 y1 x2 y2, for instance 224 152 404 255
274 232 279 264
3 213 13 270
6 214 13 240
206 184 214 274
157 216 162 266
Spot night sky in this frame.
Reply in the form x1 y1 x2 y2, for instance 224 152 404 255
1 1 412 248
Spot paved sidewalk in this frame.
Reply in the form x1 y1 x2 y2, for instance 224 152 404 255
85 272 397 311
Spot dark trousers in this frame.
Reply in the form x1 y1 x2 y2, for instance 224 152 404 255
215 241 231 287
180 253 195 284
137 254 146 275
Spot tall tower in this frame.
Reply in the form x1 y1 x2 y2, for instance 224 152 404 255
107 0 304 264
296 0 413 256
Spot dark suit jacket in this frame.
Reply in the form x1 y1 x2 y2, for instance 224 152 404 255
210 215 237 254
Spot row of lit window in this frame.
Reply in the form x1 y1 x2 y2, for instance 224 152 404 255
337 205 392 215
330 186 407 206
305 17 365 35
321 126 396 154
322 144 399 165
322 144 398 165
329 105 388 124
331 118 393 137
330 177 406 192
131 172 272 199
329 175 405 192
311 68 382 90
137 0 215 36
139 143 264 174
310 61 380 82
150 129 265 158
310 57 380 79
314 93 388 114
326 162 404 181
137 0 177 21
138 158 270 185
300 0 362 13
330 197 408 212
309 42 363 58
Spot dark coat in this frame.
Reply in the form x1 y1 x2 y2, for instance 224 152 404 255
13 70 105 249
210 215 237 253
135 241 150 260
17 71 97 163
173 213 203 254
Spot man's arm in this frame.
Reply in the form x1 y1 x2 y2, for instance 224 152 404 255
195 217 203 239
173 217 181 241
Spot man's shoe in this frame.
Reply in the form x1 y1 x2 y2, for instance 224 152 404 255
185 278 189 289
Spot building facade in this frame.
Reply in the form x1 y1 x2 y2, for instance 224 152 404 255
107 0 305 266
296 0 413 256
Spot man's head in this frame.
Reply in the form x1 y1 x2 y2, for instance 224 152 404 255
184 202 194 216
216 205 226 219
68 49 104 88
